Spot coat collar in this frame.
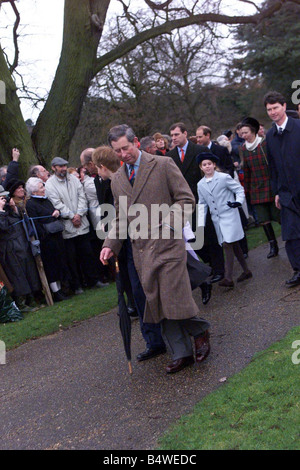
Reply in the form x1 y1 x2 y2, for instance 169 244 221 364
200 171 220 194
113 151 157 203
271 116 293 136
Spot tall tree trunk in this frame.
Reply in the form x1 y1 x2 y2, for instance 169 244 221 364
0 47 35 177
31 0 110 166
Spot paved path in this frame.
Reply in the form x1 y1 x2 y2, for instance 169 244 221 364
0 238 299 450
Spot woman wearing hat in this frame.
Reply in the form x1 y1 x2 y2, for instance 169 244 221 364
197 152 252 288
0 179 41 311
240 117 280 258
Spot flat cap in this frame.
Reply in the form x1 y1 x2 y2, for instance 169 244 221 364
0 185 9 197
51 157 69 166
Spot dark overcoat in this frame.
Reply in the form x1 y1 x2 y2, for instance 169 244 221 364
266 117 300 240
103 152 200 324
0 208 41 296
26 197 68 284
210 142 234 177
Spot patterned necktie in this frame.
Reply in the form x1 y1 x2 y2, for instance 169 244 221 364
180 148 185 162
128 164 135 186
278 127 283 135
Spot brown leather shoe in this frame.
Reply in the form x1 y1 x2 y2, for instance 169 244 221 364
218 278 234 288
166 355 194 374
194 330 210 363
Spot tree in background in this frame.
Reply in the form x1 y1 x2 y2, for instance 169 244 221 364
0 0 295 174
231 0 300 106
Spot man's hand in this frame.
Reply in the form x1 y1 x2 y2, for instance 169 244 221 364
71 214 81 227
9 198 17 212
275 195 281 210
52 210 60 218
100 247 114 265
11 148 20 162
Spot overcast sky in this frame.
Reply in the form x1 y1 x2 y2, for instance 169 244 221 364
0 0 257 122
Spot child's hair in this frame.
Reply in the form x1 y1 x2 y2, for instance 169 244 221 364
92 146 120 172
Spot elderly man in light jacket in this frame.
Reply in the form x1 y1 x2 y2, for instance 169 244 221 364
46 157 107 294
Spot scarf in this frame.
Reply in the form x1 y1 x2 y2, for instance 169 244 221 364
245 135 262 151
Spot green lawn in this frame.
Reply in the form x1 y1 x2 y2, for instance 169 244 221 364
0 283 117 350
245 222 281 251
158 326 300 450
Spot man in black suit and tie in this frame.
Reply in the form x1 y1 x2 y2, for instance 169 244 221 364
167 122 225 283
196 125 234 177
167 122 206 206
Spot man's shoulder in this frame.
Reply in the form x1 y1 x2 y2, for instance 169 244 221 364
187 141 207 155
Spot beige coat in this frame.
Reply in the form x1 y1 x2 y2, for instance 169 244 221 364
45 173 90 239
103 152 200 323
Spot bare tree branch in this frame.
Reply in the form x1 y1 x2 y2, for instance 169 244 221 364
238 0 261 12
6 0 20 72
144 0 174 10
95 0 287 74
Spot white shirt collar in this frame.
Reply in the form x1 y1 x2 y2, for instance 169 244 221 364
276 115 288 132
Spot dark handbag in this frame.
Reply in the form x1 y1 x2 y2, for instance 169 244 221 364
44 219 64 234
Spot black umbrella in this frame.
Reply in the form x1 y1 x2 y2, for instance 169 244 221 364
114 257 133 374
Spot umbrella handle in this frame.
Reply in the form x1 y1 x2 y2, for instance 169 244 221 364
115 257 120 274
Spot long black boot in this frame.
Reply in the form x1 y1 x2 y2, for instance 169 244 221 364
263 223 279 258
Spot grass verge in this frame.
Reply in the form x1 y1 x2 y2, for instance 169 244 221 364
245 222 281 251
0 283 117 350
158 326 300 450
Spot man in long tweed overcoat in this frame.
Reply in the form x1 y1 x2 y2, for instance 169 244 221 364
100 125 210 374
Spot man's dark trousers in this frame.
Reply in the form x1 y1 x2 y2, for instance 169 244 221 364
126 239 165 350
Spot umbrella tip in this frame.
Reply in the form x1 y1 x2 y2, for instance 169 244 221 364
128 361 133 375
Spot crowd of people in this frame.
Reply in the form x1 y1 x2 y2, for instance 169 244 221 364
0 90 299 374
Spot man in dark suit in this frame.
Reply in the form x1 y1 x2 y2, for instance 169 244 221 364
264 91 300 287
196 125 234 177
167 122 225 283
167 122 206 205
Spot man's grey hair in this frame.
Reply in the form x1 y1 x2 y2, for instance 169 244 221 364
139 136 155 151
80 148 94 165
25 177 44 197
107 124 136 146
28 165 40 178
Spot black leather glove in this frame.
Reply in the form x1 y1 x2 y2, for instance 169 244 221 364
227 201 241 208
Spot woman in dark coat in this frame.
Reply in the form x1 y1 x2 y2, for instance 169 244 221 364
25 178 69 302
0 180 41 310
